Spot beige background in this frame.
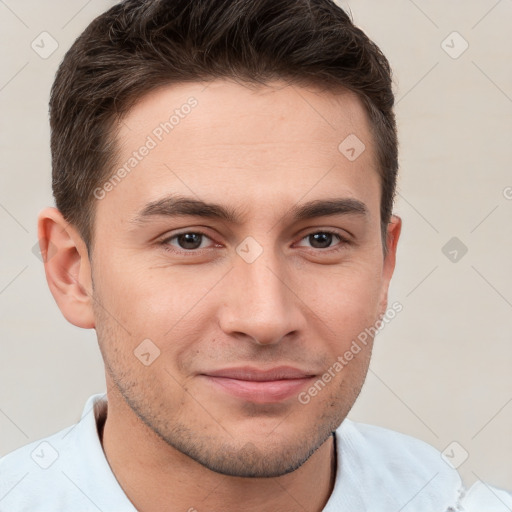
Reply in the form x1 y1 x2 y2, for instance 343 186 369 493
0 0 511 491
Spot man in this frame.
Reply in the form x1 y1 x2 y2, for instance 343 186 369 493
0 0 510 510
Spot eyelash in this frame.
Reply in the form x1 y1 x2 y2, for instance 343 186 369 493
159 229 351 255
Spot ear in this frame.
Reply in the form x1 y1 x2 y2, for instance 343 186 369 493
378 214 402 316
37 207 95 329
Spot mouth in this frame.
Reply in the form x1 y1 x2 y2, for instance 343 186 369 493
200 366 317 404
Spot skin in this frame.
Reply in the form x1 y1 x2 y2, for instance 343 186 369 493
38 79 401 512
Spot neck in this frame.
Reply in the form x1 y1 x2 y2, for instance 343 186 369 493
100 386 337 512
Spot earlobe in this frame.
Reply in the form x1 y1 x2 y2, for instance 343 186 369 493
37 207 95 329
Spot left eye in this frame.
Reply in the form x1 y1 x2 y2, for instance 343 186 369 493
296 231 345 250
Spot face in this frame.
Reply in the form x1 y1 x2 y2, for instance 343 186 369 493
89 79 399 477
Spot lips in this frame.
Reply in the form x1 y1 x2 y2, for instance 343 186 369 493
205 366 314 381
201 366 316 403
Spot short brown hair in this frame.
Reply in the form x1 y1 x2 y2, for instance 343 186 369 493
50 0 398 255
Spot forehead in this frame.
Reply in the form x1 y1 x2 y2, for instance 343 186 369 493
96 79 380 229
119 79 372 152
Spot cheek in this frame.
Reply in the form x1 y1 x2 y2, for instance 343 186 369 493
92 254 198 328
299 260 383 329
92 257 221 370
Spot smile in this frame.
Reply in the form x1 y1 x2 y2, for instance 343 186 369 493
201 366 316 403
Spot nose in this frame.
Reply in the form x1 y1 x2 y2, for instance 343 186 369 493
217 249 304 346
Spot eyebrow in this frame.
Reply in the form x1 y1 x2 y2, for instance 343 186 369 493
130 194 369 226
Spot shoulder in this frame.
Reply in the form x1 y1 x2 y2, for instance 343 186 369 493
330 418 464 511
337 418 462 478
0 423 78 511
0 393 133 512
331 419 512 511
459 481 512 511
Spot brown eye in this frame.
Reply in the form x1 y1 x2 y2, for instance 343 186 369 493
296 230 348 250
176 233 204 250
308 232 336 249
162 231 213 252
